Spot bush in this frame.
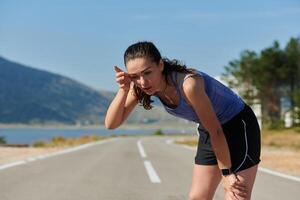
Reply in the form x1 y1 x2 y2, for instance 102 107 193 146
52 136 67 146
32 140 48 147
0 136 6 144
268 119 285 130
32 134 106 148
153 129 164 136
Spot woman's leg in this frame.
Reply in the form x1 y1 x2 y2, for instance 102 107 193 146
224 164 258 200
188 164 222 200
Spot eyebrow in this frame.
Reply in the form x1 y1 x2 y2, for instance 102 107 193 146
128 66 152 76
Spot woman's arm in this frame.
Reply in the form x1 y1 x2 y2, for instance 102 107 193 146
182 75 247 198
105 67 138 129
105 86 138 129
182 76 231 169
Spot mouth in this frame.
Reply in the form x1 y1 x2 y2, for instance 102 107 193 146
142 86 152 91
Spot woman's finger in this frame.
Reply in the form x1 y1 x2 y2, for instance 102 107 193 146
231 188 247 198
116 77 131 86
116 75 124 80
116 76 131 82
232 183 247 192
228 191 239 200
114 66 123 72
116 73 131 81
115 72 126 78
233 181 247 190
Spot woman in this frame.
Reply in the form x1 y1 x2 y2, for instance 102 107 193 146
105 41 261 200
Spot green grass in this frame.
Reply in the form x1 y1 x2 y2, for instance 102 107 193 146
153 129 164 136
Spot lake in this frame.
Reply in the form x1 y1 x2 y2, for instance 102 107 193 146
0 127 196 145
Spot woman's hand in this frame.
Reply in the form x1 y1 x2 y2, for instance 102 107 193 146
223 173 248 199
114 66 132 92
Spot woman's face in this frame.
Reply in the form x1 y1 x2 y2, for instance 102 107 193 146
126 57 164 95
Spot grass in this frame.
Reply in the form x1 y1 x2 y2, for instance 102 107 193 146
175 139 198 146
174 128 300 150
261 128 300 150
32 134 107 148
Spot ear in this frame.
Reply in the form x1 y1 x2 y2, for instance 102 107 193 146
159 59 164 72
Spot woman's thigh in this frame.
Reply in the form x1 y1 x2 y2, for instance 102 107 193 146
189 164 221 200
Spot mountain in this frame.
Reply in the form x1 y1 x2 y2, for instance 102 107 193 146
0 56 111 125
0 56 186 126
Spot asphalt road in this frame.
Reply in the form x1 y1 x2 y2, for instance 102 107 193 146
0 136 299 200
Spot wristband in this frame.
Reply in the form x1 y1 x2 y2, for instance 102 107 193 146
221 168 232 176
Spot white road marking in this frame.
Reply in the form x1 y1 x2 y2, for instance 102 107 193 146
0 138 118 171
0 160 26 170
137 139 161 183
165 139 172 145
165 138 300 183
137 140 147 158
166 139 196 151
259 167 300 183
144 160 161 183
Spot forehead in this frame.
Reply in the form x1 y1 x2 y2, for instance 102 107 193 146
126 58 155 74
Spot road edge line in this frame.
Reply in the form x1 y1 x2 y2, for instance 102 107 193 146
166 138 300 183
0 138 118 171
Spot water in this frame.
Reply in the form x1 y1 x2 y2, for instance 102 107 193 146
0 127 195 145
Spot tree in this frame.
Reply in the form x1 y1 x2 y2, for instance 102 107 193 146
224 39 296 129
284 37 300 126
224 50 259 106
0 136 6 144
256 41 287 128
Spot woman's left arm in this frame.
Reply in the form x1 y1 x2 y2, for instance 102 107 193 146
183 75 247 198
182 76 231 170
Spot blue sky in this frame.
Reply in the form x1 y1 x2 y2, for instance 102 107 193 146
0 0 299 92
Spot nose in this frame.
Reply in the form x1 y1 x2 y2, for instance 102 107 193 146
138 75 148 87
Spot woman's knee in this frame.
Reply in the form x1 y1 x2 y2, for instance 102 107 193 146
188 190 214 200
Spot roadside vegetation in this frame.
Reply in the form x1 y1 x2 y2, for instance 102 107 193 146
261 129 300 150
175 139 198 146
153 129 164 136
175 128 300 150
0 136 6 145
32 134 107 148
223 36 300 129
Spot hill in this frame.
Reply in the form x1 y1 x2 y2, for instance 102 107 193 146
0 56 186 126
0 56 111 125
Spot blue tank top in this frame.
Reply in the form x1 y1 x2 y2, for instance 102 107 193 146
156 70 245 130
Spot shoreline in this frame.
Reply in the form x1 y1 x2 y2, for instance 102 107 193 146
0 123 198 130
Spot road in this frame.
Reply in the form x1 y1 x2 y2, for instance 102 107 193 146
0 136 299 200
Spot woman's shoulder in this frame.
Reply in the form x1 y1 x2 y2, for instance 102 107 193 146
173 69 203 85
172 70 205 96
172 70 205 106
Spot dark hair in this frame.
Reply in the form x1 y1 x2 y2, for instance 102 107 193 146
124 41 196 110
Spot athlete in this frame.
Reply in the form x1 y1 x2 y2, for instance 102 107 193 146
105 41 261 200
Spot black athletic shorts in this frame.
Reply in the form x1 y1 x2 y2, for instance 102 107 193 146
195 104 261 173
